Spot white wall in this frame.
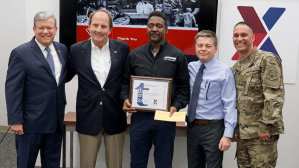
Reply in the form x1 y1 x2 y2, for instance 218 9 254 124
0 0 26 126
1 0 299 167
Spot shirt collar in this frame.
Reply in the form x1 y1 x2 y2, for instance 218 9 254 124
91 38 109 50
236 47 258 72
238 46 258 63
35 37 55 52
148 39 168 51
198 57 216 71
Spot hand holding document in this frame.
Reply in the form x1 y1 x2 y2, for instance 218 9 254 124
154 110 186 122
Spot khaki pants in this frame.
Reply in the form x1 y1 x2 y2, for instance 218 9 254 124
78 129 125 168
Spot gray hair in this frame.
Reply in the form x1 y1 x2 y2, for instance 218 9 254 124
195 30 218 47
34 11 56 27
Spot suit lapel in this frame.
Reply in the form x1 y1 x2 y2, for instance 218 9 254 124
81 39 101 86
54 42 66 65
104 39 118 87
30 38 56 82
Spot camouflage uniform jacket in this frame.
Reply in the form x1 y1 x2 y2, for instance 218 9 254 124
232 47 284 139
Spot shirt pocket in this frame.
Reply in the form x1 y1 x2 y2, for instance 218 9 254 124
205 82 222 100
244 69 261 96
159 60 177 78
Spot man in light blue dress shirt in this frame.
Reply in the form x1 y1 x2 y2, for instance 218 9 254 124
186 30 238 168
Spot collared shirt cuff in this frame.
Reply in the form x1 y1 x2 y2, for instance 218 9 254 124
223 128 234 138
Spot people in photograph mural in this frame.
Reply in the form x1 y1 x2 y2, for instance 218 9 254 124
77 0 200 28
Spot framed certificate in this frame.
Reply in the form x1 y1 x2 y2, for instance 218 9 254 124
129 76 172 112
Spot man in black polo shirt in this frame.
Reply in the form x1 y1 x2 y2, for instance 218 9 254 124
121 11 190 168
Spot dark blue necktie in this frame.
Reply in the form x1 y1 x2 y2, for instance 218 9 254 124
45 47 55 76
188 63 205 122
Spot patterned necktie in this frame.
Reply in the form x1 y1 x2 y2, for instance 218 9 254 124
188 63 205 122
45 47 55 76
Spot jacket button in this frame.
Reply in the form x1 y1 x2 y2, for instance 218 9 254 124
99 102 103 105
102 88 105 91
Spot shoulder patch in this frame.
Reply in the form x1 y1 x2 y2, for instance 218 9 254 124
267 70 278 81
263 63 281 88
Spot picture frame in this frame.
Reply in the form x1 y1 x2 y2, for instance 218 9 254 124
129 76 172 112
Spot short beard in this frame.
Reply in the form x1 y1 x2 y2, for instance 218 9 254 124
149 35 164 45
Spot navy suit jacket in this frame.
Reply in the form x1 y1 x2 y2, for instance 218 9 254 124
5 37 69 133
67 39 130 135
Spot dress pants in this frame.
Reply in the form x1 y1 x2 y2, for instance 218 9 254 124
78 128 125 168
130 112 176 168
187 119 224 168
15 127 62 168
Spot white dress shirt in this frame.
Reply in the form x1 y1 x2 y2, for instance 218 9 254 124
91 38 111 87
35 38 62 85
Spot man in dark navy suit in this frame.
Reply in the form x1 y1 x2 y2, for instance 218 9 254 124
5 11 69 168
67 9 130 168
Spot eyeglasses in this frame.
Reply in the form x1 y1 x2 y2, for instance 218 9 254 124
36 27 56 31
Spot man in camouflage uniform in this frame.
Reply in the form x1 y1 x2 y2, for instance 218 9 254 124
232 21 284 168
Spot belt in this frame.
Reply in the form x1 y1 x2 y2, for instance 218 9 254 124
192 119 218 126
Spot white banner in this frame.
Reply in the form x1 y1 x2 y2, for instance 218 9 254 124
218 1 299 83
